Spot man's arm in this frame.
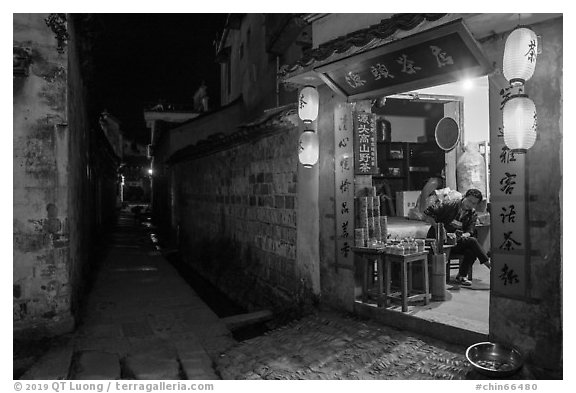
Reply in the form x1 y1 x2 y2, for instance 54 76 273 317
462 211 478 238
423 213 436 226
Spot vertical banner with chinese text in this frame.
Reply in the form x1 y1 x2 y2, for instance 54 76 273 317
489 80 528 298
334 104 355 270
353 112 378 175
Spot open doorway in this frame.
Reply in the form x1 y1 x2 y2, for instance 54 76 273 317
367 76 491 335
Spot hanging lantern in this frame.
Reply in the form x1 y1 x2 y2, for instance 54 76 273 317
298 130 319 168
502 94 537 153
298 86 319 123
503 26 538 86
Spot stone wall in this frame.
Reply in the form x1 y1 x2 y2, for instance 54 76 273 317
174 124 302 312
13 14 120 337
13 14 74 336
483 18 563 375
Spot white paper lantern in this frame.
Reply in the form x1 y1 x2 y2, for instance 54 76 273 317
503 26 538 86
298 130 319 168
298 86 319 123
503 95 537 153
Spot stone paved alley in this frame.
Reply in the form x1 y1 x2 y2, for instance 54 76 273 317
19 210 535 380
20 211 233 380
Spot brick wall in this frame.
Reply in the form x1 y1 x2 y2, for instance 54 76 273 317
174 125 301 311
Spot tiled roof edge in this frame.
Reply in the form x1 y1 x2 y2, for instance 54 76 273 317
281 13 447 75
167 103 298 165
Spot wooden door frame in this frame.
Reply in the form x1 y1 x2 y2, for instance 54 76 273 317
385 93 465 190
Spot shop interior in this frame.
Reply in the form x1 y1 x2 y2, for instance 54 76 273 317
358 76 491 335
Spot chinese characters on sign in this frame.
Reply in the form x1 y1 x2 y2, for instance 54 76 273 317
321 27 487 98
490 78 528 298
430 45 454 67
499 263 520 285
338 43 453 92
334 104 355 266
353 112 378 175
346 72 366 88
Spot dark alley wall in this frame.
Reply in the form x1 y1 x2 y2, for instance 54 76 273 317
14 14 120 337
67 16 120 321
13 14 74 336
173 124 302 312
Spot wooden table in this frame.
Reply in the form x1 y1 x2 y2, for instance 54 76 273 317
352 247 430 311
384 250 429 312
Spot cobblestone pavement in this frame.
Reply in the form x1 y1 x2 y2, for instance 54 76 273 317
216 311 475 380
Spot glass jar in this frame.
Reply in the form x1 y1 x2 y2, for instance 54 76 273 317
416 239 426 252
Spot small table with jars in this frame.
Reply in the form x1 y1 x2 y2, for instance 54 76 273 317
353 238 429 312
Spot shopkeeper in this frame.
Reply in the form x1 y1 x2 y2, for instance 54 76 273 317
423 188 491 286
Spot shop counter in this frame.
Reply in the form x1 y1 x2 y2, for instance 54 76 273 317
352 247 429 312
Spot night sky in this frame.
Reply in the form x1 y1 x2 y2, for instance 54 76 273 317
88 13 228 144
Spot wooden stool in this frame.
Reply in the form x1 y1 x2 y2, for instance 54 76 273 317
383 251 429 312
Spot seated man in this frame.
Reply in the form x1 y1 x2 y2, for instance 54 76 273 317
423 188 491 286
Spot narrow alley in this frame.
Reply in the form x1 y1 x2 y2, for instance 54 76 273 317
21 210 233 380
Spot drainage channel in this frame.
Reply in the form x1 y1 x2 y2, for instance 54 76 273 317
159 244 272 342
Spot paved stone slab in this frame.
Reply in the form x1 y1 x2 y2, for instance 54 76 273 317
121 320 155 338
73 337 130 357
78 323 123 338
126 337 178 358
173 337 204 354
180 356 213 375
124 354 180 380
182 366 220 380
73 350 120 380
177 345 215 380
20 344 74 380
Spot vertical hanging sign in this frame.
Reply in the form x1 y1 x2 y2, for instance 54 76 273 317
334 103 355 270
353 112 378 175
489 80 528 298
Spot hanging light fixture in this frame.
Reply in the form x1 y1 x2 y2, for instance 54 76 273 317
503 26 538 86
502 94 537 153
298 130 319 168
298 86 319 123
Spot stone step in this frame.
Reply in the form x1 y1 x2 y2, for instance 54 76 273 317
124 354 181 380
221 310 273 331
72 350 121 380
20 344 74 380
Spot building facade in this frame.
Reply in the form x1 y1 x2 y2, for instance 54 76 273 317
151 13 562 375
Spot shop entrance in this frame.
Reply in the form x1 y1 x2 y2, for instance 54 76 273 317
356 76 491 340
